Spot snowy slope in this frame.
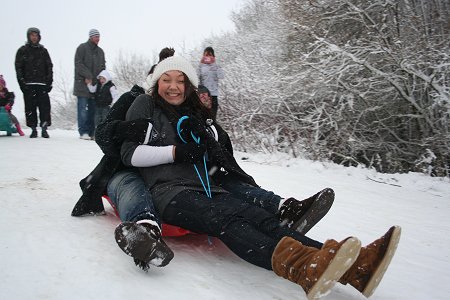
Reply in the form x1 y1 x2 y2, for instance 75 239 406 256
1 129 449 300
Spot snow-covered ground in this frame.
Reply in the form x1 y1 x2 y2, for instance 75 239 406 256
1 129 449 300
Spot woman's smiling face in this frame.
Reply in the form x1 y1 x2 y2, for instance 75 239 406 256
157 70 186 105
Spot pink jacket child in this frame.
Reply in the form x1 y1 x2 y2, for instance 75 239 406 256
0 75 25 136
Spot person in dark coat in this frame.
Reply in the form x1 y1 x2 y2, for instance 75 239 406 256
14 27 53 138
74 29 106 140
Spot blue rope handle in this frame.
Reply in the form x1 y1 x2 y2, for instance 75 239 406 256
176 116 213 245
176 116 212 198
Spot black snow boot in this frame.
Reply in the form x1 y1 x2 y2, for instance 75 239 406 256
30 128 38 138
41 127 49 138
278 188 334 234
115 220 174 271
71 194 105 216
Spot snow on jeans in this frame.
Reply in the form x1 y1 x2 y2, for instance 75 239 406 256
162 190 323 270
107 170 160 225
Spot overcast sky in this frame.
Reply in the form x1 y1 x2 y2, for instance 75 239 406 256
1 0 245 120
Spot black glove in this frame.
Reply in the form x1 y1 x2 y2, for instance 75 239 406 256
116 118 154 144
179 117 208 142
174 142 206 164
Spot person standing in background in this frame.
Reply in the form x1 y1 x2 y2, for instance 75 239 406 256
86 69 119 136
197 46 223 120
74 29 105 140
14 27 53 138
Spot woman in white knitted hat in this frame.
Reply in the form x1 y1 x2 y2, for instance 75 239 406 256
117 56 401 300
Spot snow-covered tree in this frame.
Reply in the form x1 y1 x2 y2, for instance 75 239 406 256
212 0 449 176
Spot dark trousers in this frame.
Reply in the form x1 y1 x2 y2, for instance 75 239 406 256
23 85 51 128
163 190 323 270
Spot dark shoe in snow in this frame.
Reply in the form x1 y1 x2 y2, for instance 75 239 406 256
71 194 105 216
41 129 49 138
115 220 174 270
30 130 38 138
279 188 334 234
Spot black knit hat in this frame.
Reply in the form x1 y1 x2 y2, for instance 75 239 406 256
198 85 211 96
204 46 215 57
27 27 40 35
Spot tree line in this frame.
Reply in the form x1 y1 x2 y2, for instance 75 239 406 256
53 0 449 176
214 0 449 176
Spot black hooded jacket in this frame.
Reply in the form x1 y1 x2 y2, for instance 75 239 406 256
14 29 53 88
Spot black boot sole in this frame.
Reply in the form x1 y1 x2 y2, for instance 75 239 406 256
115 222 174 268
291 188 335 234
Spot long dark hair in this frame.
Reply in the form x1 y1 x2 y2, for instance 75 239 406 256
151 74 212 124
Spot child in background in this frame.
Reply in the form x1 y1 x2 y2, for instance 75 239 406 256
86 70 119 136
0 75 25 136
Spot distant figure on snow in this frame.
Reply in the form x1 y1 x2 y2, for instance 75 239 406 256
14 27 53 138
197 46 223 120
86 69 119 136
74 29 106 140
0 75 25 136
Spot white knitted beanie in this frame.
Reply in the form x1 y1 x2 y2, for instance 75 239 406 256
149 56 199 91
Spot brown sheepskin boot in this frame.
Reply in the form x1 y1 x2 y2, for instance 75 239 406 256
339 226 401 297
272 236 361 300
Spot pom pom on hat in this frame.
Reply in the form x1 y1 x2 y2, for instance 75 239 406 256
89 29 100 38
149 56 199 90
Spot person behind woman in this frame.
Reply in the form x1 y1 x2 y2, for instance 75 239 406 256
118 56 401 299
197 46 223 120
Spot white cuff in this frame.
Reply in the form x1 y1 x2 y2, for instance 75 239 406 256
131 145 174 167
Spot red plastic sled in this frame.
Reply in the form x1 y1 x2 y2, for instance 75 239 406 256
102 196 193 237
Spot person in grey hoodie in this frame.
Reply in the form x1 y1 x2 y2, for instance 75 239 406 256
73 29 105 140
197 46 223 120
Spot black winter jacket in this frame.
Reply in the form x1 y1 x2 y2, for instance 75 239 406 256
15 43 53 89
95 81 115 107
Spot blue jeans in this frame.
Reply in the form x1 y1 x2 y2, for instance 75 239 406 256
107 170 160 225
163 190 323 270
94 106 110 134
77 96 96 137
218 174 282 215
